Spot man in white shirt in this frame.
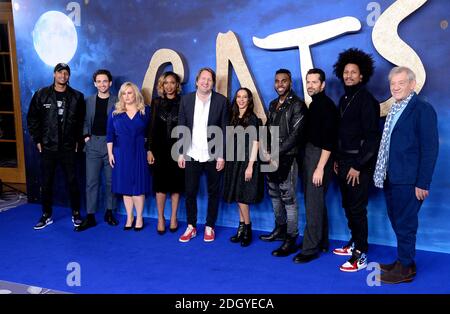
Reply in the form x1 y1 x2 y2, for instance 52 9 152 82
177 68 229 242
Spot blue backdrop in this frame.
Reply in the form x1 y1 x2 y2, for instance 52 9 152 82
12 0 450 253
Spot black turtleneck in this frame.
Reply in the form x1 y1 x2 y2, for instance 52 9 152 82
306 91 338 152
337 83 381 170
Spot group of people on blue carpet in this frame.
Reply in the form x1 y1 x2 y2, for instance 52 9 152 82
26 47 439 285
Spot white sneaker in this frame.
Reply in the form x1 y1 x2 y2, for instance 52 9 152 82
340 252 368 272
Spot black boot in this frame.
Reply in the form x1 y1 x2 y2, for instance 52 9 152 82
230 222 245 243
104 209 119 226
259 223 287 242
75 214 97 232
272 235 298 257
241 223 252 247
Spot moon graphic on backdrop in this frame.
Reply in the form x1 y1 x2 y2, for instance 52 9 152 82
32 11 78 66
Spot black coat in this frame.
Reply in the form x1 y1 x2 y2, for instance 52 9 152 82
27 84 86 152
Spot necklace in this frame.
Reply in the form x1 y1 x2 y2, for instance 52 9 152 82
340 89 361 118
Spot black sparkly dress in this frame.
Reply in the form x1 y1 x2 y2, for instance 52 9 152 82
147 96 185 193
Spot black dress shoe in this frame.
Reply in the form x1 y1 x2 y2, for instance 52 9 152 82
259 223 287 242
293 252 319 263
74 214 97 232
272 235 298 257
104 210 119 226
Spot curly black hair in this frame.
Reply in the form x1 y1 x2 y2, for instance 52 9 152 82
333 48 375 84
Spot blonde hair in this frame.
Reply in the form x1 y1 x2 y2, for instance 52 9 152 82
156 71 181 97
113 82 146 115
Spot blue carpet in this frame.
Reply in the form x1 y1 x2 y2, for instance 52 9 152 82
0 204 449 294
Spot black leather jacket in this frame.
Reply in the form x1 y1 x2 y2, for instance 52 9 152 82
267 90 307 156
27 84 85 152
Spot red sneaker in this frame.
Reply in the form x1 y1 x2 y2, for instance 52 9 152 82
340 252 368 272
204 226 215 242
332 243 354 256
179 226 197 242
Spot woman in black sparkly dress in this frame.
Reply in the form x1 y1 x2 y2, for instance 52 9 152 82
147 72 184 234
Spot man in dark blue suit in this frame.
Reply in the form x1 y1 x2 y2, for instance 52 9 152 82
177 67 229 243
374 66 439 284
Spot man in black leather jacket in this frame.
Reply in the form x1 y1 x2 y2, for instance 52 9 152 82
260 69 307 257
27 63 86 230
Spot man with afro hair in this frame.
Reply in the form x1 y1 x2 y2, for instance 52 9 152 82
331 48 381 272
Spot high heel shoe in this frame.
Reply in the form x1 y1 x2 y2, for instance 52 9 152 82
134 218 144 231
124 219 134 231
134 225 144 232
157 217 166 235
169 220 178 233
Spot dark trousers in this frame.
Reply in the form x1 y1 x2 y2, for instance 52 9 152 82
85 136 116 214
337 158 372 253
185 160 222 228
302 143 332 255
384 177 422 267
41 150 80 216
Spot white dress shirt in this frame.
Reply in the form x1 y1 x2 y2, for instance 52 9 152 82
186 93 211 162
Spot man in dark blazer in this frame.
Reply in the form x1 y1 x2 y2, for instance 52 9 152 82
373 66 439 284
177 67 229 242
75 69 119 231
